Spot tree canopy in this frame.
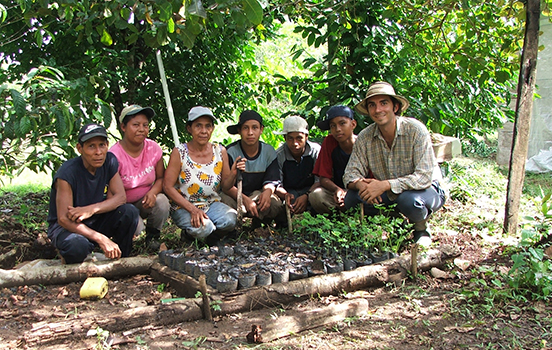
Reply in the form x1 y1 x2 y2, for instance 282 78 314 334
0 0 528 178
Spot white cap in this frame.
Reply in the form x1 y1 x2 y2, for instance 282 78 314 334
188 106 216 122
276 115 309 135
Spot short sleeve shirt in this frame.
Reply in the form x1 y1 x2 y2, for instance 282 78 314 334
312 135 351 189
47 153 119 225
109 138 163 203
226 141 280 196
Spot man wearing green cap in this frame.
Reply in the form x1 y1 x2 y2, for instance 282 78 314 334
344 81 446 246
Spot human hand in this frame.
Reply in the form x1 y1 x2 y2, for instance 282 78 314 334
142 191 157 209
334 188 346 207
358 178 386 204
234 156 246 173
284 193 295 210
190 207 208 228
291 194 308 214
67 206 94 223
243 196 259 217
98 236 122 259
257 189 272 213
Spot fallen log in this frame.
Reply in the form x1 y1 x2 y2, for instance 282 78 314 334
0 256 155 288
24 299 203 345
22 245 458 346
261 298 369 342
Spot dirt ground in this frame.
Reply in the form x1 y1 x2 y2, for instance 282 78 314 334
1 191 551 349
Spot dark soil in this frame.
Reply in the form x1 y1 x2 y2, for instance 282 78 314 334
1 190 551 349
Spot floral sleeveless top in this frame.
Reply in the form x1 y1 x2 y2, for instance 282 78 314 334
175 143 223 211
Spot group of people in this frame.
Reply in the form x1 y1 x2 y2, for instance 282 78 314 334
47 81 446 264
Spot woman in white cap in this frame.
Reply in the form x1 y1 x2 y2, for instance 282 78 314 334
163 106 237 242
109 105 170 250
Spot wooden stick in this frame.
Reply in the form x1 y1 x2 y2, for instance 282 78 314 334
285 202 293 234
199 275 212 321
236 169 243 221
411 243 419 279
360 203 364 224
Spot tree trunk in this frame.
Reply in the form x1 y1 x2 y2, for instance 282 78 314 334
0 256 154 288
504 0 540 234
22 246 459 346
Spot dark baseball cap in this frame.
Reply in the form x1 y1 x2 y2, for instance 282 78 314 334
78 123 108 144
227 110 264 135
316 105 354 131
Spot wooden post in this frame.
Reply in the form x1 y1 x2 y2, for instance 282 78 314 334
285 203 293 234
199 275 212 321
504 0 540 234
410 243 419 280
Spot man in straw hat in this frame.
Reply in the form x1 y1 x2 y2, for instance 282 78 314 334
343 81 446 246
275 115 321 215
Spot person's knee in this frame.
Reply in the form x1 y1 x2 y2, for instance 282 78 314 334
58 235 92 264
118 204 140 223
309 188 332 214
343 189 361 209
217 211 237 231
397 193 427 223
155 193 171 213
187 221 216 239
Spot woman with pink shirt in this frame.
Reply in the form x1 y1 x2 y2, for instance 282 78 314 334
110 105 170 250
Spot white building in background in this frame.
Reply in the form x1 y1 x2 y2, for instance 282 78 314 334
498 17 552 172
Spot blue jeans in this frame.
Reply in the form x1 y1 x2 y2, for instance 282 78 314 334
171 201 237 239
344 181 446 231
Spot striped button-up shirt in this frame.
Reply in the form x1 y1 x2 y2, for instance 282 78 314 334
343 116 438 201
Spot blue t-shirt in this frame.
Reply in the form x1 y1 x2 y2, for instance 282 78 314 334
47 152 119 225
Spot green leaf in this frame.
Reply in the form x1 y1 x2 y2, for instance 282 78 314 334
212 12 224 28
35 29 43 47
157 26 169 45
179 28 196 49
241 0 263 25
101 29 113 46
55 108 68 138
10 89 26 117
100 103 113 128
159 2 173 22
168 18 175 33
19 116 32 135
231 9 246 27
495 70 510 83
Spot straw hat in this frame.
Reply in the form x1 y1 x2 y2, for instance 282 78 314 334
355 81 409 116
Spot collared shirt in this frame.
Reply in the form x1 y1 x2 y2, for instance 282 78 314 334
276 140 321 194
343 116 438 200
